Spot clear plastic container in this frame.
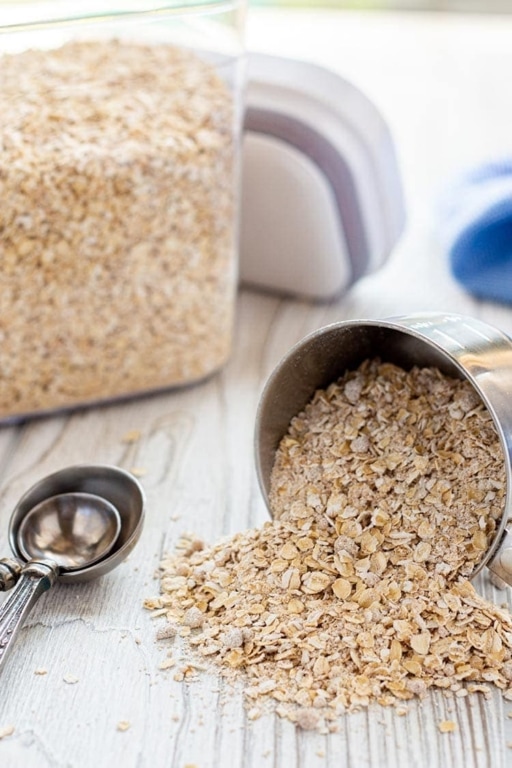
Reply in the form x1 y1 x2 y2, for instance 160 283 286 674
0 1 246 422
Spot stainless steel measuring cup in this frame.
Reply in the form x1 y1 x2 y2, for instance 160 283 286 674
255 312 512 585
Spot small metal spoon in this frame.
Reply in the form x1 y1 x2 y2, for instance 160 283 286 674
0 465 145 669
16 492 121 570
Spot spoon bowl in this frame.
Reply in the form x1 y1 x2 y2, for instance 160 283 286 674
8 464 145 583
16 492 121 571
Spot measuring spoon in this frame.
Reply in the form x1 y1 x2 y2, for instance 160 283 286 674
16 492 121 569
0 465 145 669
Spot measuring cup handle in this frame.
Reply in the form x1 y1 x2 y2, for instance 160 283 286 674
487 529 512 586
0 561 59 670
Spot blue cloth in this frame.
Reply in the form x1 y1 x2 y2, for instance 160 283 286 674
440 160 512 304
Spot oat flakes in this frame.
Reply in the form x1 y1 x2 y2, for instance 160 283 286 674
0 39 236 419
146 360 512 730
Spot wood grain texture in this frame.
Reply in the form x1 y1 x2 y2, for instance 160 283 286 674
0 8 512 768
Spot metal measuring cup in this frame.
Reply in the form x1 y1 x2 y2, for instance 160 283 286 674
255 312 512 585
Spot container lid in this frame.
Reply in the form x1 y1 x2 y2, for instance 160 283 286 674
240 52 406 300
0 1 234 28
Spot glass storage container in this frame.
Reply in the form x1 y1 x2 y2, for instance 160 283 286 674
0 0 245 421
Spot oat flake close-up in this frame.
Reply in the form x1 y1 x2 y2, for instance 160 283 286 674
0 38 236 420
146 360 512 731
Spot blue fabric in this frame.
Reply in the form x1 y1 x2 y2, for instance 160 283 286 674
440 160 512 304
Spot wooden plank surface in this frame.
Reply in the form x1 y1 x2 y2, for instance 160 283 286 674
1 7 512 768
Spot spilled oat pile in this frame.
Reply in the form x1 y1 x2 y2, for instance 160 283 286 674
146 360 512 730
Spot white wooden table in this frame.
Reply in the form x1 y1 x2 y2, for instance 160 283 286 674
1 7 512 768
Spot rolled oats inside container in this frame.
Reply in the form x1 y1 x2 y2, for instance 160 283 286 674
0 1 245 421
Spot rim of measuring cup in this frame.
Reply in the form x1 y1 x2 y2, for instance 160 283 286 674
254 312 512 578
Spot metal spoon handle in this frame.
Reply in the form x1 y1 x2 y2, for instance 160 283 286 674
0 561 58 669
0 558 23 591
